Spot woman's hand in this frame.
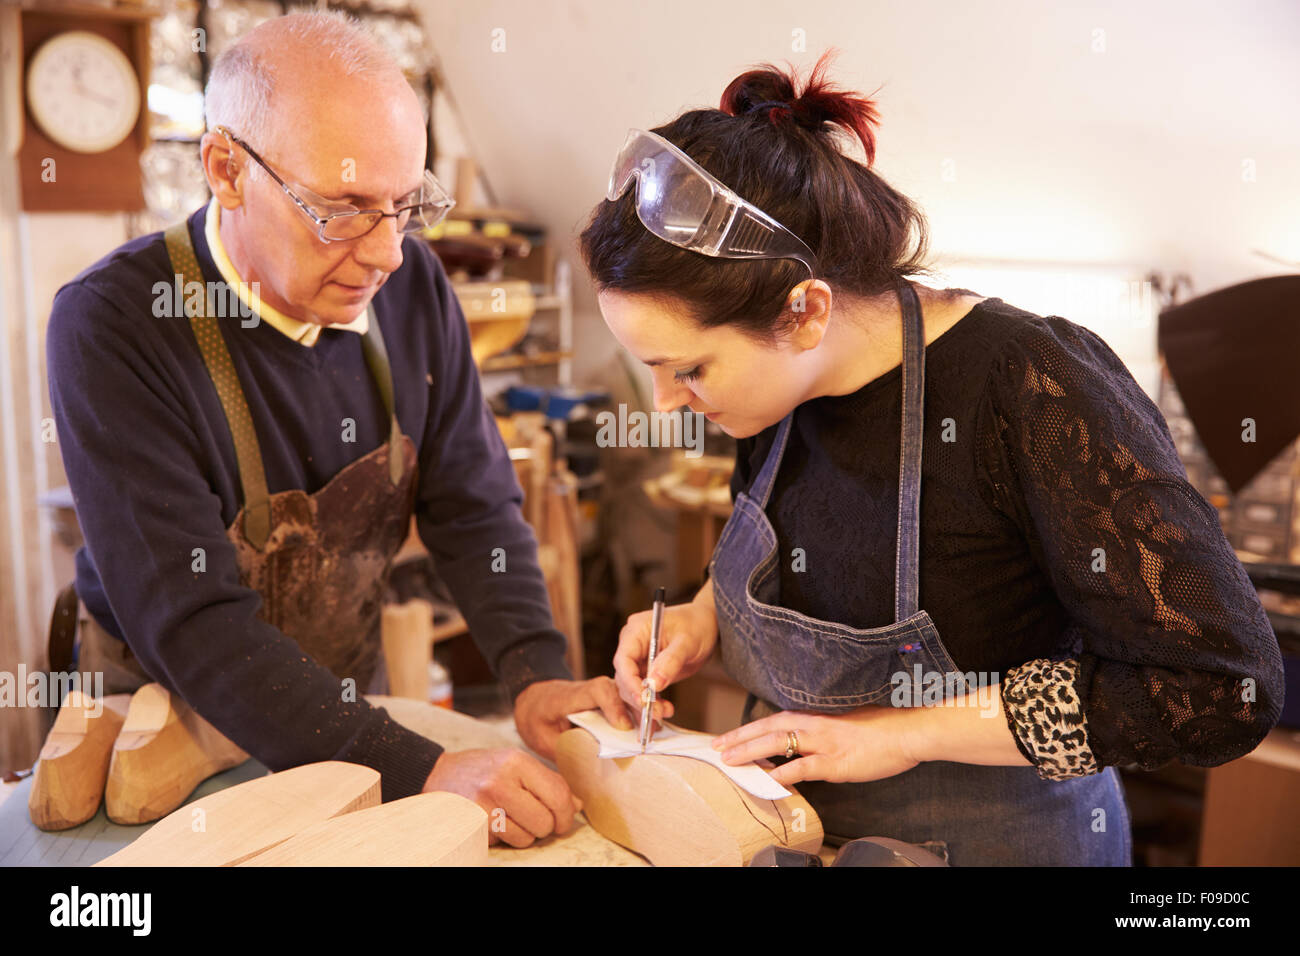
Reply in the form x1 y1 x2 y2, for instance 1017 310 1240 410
612 589 719 726
711 705 926 787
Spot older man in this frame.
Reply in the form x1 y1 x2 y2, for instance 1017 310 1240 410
45 10 628 847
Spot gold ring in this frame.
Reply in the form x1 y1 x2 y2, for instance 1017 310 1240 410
785 730 799 758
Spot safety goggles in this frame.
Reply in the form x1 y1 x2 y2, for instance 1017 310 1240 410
606 128 819 278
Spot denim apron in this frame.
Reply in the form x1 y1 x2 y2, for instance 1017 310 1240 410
709 278 1132 866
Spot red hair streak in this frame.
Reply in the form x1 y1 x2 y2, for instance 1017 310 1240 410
719 49 883 167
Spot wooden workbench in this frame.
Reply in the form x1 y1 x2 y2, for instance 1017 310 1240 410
0 696 645 867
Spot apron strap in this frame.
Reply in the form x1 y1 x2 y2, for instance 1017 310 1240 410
164 221 273 550
894 277 925 619
359 310 405 487
751 408 796 510
748 279 927 623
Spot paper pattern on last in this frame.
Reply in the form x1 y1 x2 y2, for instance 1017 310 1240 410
565 709 792 800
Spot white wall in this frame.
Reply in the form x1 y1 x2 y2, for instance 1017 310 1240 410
417 0 1300 393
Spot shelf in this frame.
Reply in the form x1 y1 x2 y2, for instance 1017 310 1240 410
480 349 573 372
17 2 162 21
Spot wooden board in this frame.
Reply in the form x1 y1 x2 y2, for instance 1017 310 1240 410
240 792 488 867
95 761 381 867
556 726 823 866
105 683 249 825
28 691 132 831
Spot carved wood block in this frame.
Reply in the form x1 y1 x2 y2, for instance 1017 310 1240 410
240 792 488 867
556 726 823 866
96 761 381 866
28 691 132 831
104 682 249 825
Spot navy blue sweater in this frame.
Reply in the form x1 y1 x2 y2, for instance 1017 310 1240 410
46 203 572 801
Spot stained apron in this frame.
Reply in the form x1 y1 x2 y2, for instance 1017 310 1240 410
709 277 1132 866
77 219 418 701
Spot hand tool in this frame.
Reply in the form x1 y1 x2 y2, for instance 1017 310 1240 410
638 586 666 752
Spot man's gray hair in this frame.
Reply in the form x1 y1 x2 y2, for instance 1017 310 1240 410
204 8 398 159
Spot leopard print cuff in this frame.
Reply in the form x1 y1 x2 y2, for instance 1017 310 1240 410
1002 658 1100 780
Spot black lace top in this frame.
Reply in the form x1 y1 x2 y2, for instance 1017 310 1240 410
728 296 1284 779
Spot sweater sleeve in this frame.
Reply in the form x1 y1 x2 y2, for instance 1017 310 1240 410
47 279 442 802
412 244 572 700
975 315 1284 779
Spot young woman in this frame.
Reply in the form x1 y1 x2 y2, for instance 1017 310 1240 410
579 56 1283 866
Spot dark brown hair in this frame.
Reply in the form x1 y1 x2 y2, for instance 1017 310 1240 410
579 51 954 343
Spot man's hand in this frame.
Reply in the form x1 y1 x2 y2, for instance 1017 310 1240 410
513 677 643 761
423 748 579 848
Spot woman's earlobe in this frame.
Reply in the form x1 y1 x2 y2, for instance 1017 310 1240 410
789 305 832 352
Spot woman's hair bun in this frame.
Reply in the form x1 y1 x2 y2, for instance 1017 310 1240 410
719 50 882 166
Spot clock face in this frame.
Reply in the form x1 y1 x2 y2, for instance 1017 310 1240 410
26 31 141 154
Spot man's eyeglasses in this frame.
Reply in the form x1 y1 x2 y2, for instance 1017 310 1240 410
215 125 455 243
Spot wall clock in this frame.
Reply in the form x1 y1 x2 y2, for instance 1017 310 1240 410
11 5 152 212
25 30 142 154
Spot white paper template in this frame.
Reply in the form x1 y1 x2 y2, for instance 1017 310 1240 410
566 709 792 800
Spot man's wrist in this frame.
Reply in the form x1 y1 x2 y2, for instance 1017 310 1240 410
422 754 443 791
512 678 550 706
500 651 573 705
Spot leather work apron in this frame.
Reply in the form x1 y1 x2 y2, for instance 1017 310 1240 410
709 277 1132 866
77 221 417 696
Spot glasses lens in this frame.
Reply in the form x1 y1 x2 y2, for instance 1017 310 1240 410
650 159 714 244
608 155 640 201
322 211 381 241
607 130 647 201
610 132 717 248
633 146 714 247
395 204 431 234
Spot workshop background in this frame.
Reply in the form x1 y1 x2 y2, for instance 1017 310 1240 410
0 0 1297 866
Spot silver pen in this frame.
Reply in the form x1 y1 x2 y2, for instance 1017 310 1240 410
638 587 666 752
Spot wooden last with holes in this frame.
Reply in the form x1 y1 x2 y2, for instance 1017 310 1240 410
556 726 823 866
